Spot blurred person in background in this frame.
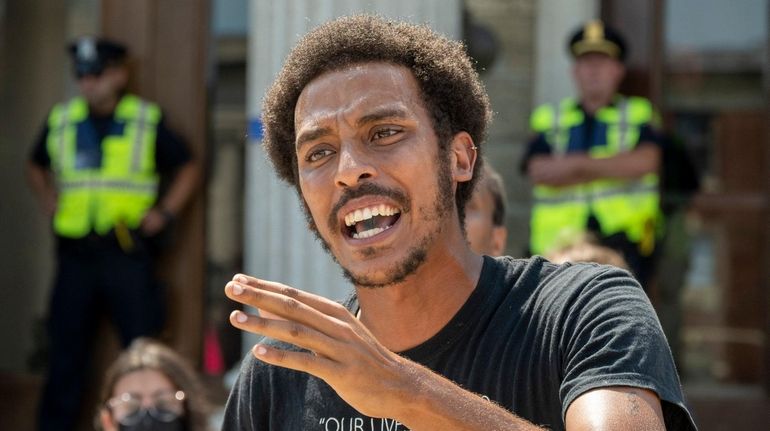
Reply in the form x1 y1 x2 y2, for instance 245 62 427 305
465 161 508 256
547 234 629 270
96 338 211 431
26 36 200 430
521 20 664 288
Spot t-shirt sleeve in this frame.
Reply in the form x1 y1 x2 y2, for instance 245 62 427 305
519 133 552 175
154 115 192 173
636 124 664 149
30 121 51 168
558 266 697 430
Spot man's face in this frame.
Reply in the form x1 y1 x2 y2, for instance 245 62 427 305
293 62 456 288
464 185 506 256
77 65 126 108
572 52 625 101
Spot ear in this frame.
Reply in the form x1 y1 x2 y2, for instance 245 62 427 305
490 225 508 257
614 61 627 79
449 131 477 183
110 65 130 89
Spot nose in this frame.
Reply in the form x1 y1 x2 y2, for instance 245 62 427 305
77 76 97 90
140 395 155 409
334 142 375 188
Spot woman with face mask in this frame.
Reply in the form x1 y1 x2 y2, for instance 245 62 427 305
96 338 212 431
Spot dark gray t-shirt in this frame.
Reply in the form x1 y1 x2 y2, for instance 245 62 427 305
223 256 697 430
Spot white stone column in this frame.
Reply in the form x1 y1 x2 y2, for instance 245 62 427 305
532 0 598 107
243 1 460 349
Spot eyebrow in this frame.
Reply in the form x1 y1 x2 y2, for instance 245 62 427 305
356 107 410 128
295 107 410 150
295 127 333 150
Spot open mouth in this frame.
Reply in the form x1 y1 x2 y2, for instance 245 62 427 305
343 204 401 239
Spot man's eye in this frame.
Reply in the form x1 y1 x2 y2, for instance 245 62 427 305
372 128 399 140
305 148 333 162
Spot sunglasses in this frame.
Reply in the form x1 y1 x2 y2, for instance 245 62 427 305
75 70 105 80
106 389 186 426
74 62 106 80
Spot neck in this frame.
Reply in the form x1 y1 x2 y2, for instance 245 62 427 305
581 93 614 114
355 236 483 352
89 95 120 117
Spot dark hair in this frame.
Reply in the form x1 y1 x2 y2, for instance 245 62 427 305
478 162 507 226
262 14 492 222
546 235 629 270
96 338 211 431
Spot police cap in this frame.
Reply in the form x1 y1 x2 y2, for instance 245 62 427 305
68 36 127 78
568 20 626 61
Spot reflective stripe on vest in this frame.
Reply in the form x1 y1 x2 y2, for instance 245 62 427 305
529 96 662 256
46 95 161 238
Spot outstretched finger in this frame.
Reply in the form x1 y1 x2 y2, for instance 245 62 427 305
230 310 344 360
250 341 339 379
229 274 354 322
225 281 353 341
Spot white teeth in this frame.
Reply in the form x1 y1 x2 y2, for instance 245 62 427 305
352 225 394 239
344 205 401 227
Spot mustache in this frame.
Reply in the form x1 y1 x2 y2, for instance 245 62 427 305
328 182 410 232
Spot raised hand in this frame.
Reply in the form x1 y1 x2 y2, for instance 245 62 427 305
225 274 416 419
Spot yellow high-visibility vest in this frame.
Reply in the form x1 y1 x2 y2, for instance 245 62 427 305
529 95 663 256
46 94 161 238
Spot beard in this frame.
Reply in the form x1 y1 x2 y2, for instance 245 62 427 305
301 151 455 289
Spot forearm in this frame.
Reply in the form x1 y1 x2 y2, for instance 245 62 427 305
396 361 544 431
528 145 660 187
574 145 660 182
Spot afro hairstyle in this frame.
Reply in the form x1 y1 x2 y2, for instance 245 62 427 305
261 14 492 220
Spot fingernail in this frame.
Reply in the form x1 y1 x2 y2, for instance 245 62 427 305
255 345 267 356
232 283 243 295
236 275 248 283
235 311 247 323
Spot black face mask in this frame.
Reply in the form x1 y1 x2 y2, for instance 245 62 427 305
118 408 186 431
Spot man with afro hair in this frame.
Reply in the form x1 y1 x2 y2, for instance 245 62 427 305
222 15 695 431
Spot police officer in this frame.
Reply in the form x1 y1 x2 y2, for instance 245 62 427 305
521 20 663 286
26 36 200 430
